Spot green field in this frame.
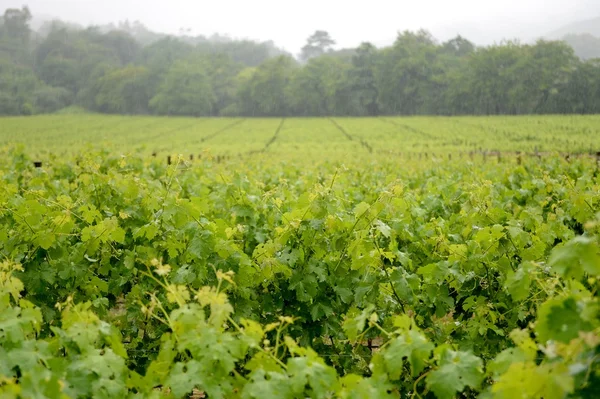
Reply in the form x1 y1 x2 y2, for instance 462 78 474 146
2 115 600 158
1 115 600 398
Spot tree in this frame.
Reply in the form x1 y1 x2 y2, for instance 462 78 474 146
347 42 380 116
300 30 336 62
95 30 140 65
38 56 79 93
0 56 37 115
1 7 31 44
376 30 438 115
236 55 296 116
149 60 215 116
33 86 73 113
0 7 32 63
3 6 600 117
418 36 476 115
287 56 347 116
199 54 242 115
559 59 600 113
94 65 150 114
139 37 194 75
441 36 475 57
138 37 194 97
197 39 289 67
515 40 577 114
460 42 523 115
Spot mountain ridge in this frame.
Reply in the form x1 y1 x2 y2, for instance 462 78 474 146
546 15 600 39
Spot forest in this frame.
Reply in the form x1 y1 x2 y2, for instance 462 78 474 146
1 6 600 117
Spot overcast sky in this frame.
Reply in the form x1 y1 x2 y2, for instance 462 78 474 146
5 0 600 52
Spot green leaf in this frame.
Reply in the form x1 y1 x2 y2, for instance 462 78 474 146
535 296 594 343
243 370 297 399
426 348 484 399
383 330 434 378
353 202 370 218
504 262 534 301
166 360 203 398
374 220 392 238
491 362 574 399
144 335 176 388
390 268 420 304
548 236 600 279
342 305 375 343
36 232 56 250
288 356 337 398
487 348 529 377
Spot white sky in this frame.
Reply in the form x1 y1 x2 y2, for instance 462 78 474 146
4 0 600 52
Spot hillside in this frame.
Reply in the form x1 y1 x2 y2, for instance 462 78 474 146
562 33 600 60
542 15 600 60
547 15 600 39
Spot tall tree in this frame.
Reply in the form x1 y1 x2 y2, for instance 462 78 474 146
347 42 380 116
0 6 33 63
1 6 31 44
376 30 438 115
300 30 335 62
441 36 475 57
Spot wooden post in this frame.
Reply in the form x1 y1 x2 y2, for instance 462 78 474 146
189 154 194 161
167 155 172 165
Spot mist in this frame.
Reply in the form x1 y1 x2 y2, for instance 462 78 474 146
4 0 600 52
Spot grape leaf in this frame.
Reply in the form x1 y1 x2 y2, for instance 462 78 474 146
426 348 484 399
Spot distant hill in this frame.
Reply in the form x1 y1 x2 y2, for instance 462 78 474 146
547 16 600 39
562 34 600 60
543 16 600 60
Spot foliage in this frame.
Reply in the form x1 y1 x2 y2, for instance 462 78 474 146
149 60 215 116
300 30 336 62
0 146 598 397
2 114 600 156
3 7 600 116
94 65 151 114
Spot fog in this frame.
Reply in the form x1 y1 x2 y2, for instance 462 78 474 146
4 0 600 52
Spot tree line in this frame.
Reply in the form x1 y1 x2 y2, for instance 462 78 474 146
1 6 600 117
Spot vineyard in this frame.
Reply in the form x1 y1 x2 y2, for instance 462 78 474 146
1 115 600 398
2 115 600 158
